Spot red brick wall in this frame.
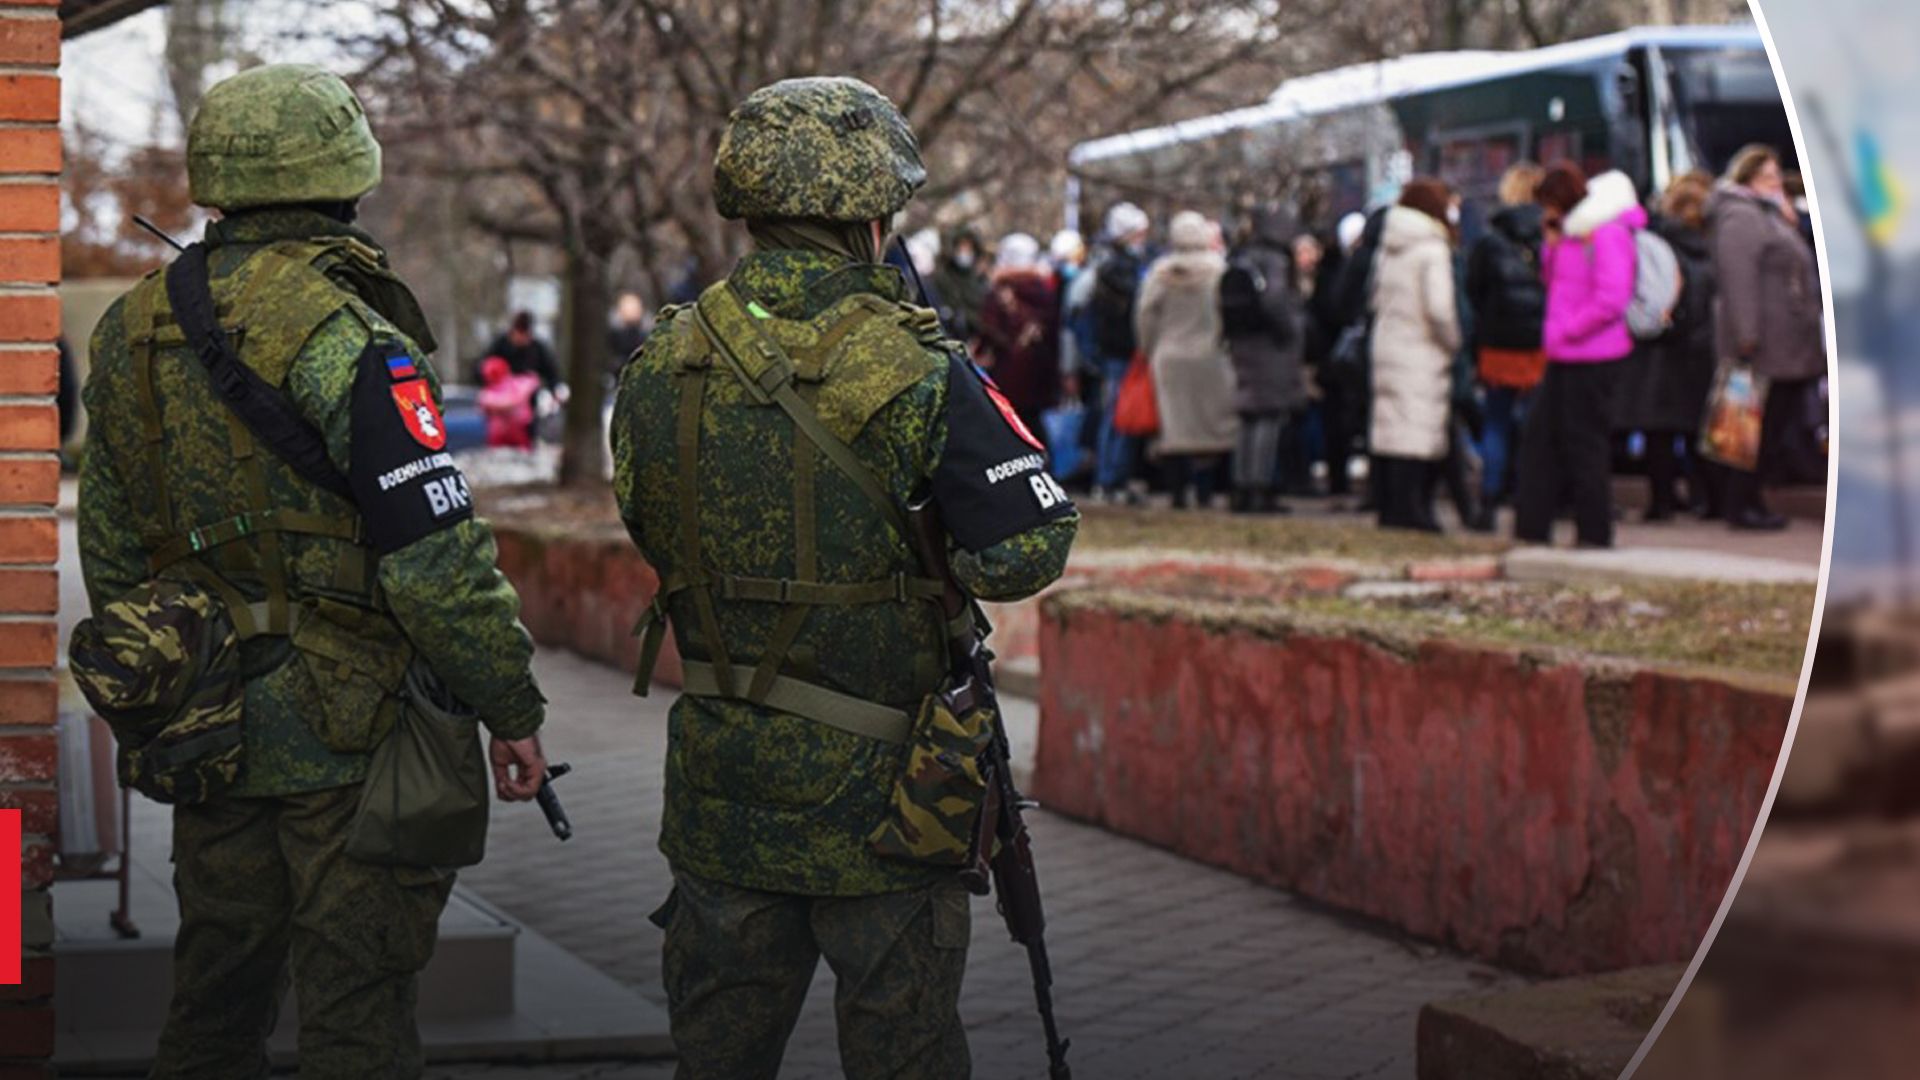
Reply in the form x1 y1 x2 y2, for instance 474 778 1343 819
0 0 59 1074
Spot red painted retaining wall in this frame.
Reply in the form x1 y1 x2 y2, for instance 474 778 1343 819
1033 597 1792 976
493 527 684 688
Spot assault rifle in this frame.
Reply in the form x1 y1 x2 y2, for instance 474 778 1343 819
908 499 1071 1080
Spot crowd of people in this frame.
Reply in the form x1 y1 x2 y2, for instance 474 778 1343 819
466 147 1825 546
912 143 1825 544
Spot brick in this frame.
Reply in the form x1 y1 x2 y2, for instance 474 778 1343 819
0 678 53 724
0 787 52 834
0 1008 53 1060
0 459 54 506
0 405 54 451
0 958 51 1003
0 131 56 176
0 569 52 613
0 350 53 396
0 238 56 284
0 621 53 668
0 186 55 233
0 0 61 6
0 732 53 780
0 75 55 122
0 15 57 65
1408 558 1504 583
0 516 53 563
0 294 56 342
18 838 50 888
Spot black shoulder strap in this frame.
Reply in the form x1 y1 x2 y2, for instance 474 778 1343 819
164 243 355 502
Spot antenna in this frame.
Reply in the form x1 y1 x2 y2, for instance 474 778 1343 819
132 215 186 253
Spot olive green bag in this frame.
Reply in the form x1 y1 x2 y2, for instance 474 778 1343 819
345 665 491 868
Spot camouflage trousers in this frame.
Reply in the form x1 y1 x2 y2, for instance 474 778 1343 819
657 870 972 1080
150 784 454 1080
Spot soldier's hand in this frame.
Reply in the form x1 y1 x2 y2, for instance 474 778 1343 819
490 735 547 802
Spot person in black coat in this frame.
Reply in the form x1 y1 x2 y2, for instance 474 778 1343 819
1615 173 1720 521
1323 207 1388 505
478 311 562 389
1463 163 1548 517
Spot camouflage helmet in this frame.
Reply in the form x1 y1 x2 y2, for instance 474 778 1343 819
713 77 926 222
187 63 382 211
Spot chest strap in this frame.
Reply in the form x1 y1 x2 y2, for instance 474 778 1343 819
628 282 940 739
147 509 364 575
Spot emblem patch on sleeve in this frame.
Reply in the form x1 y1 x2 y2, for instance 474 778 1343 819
933 355 1075 552
391 378 448 450
350 340 473 553
978 371 1046 452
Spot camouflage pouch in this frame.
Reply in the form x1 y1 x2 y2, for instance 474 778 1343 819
867 690 995 865
68 578 244 805
291 596 415 753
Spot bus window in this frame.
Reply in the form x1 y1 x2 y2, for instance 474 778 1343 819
1663 46 1794 177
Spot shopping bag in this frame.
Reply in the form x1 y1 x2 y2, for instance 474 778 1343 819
1112 351 1160 437
1698 359 1770 472
1042 403 1085 479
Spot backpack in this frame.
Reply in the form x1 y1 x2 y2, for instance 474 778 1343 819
1218 254 1271 338
1089 249 1141 358
1628 229 1684 340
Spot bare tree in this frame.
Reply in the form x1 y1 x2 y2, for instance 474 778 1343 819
340 0 1722 486
343 0 1345 486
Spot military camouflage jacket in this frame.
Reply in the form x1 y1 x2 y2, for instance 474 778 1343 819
612 248 1077 896
79 210 544 797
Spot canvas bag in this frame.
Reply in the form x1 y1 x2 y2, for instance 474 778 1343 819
345 665 491 868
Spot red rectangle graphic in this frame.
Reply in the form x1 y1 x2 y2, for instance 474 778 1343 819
1 807 18 984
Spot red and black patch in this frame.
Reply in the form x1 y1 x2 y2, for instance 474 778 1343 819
349 340 472 554
933 355 1075 553
980 374 1045 452
390 378 448 450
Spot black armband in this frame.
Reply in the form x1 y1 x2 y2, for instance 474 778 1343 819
931 354 1075 552
348 340 474 553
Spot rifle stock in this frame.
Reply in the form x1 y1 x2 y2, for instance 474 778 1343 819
906 498 1072 1080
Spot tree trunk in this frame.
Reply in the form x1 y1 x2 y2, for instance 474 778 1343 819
558 244 611 488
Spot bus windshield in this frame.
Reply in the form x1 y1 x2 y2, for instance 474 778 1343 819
1664 46 1796 176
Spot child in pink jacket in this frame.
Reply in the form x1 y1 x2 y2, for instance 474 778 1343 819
1514 164 1643 548
478 355 540 450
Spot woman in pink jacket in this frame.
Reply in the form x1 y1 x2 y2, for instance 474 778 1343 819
1513 163 1644 548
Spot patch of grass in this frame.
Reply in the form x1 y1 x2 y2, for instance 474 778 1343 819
1073 505 1510 562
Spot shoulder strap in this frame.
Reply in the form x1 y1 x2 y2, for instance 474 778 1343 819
690 282 909 540
164 243 354 503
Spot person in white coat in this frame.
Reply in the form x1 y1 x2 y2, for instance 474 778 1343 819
1137 210 1239 508
1369 178 1463 531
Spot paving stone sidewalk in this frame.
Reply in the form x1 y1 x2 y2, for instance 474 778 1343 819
442 648 1525 1080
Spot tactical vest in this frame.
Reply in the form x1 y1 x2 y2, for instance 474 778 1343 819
106 237 413 717
632 281 953 744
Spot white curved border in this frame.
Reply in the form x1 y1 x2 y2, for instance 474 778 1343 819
1619 1 1843 1074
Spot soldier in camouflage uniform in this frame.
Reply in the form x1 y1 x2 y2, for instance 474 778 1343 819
611 77 1078 1079
75 64 548 1079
